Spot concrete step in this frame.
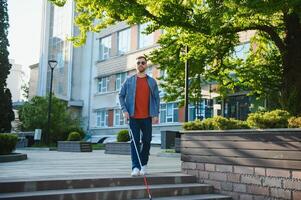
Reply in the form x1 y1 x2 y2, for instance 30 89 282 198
0 183 214 200
0 173 196 193
136 194 232 200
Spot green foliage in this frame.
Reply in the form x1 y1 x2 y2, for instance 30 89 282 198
0 1 14 132
116 129 130 142
288 117 301 128
0 0 11 90
92 143 105 150
0 133 18 155
247 109 291 129
50 0 301 115
18 96 83 144
67 132 81 141
21 83 29 100
164 149 176 153
183 116 249 130
63 126 85 141
0 89 15 132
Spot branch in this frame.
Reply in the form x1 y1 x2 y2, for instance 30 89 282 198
223 25 286 54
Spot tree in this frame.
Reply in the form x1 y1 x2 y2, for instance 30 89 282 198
0 0 14 132
50 0 301 115
0 89 15 132
18 96 83 144
21 82 29 100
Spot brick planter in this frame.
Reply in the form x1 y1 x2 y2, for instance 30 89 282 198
105 142 131 155
180 129 301 200
57 141 92 152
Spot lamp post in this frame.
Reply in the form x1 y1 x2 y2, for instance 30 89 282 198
184 46 189 122
45 60 57 144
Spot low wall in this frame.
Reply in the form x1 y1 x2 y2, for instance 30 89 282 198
105 142 131 155
90 123 182 144
181 129 301 200
57 141 92 152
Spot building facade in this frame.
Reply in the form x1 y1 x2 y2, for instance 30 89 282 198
7 59 26 103
38 1 257 142
28 63 39 100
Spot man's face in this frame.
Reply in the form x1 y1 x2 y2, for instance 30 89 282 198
136 58 147 73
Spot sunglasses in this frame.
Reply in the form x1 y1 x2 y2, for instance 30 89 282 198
137 61 146 65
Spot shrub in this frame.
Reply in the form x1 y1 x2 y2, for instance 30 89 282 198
183 116 249 130
63 126 85 141
0 133 18 155
247 109 291 128
18 96 83 144
117 130 130 142
227 118 250 129
183 119 204 130
67 132 81 141
288 117 301 128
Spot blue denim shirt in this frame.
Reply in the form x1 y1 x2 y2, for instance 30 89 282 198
119 74 160 117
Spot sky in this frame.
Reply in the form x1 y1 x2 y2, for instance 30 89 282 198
7 0 43 80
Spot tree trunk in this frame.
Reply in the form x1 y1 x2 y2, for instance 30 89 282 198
281 12 301 115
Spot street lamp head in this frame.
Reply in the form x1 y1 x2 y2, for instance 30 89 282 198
48 60 58 70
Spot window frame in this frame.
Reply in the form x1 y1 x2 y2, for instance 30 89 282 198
114 109 125 126
115 72 127 91
138 23 154 49
159 102 179 123
96 110 108 127
98 77 109 93
99 35 112 60
117 28 131 55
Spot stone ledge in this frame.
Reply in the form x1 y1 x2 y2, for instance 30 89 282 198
105 142 131 155
0 153 27 162
57 141 92 152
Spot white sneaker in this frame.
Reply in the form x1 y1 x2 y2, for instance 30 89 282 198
131 168 140 177
140 165 148 175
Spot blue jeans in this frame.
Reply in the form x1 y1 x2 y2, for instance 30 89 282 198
129 117 152 170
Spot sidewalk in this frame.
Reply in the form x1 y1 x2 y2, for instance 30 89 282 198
0 147 181 182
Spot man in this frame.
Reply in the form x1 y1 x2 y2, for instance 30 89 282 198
119 55 160 176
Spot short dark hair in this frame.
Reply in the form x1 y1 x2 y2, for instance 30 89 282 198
136 55 147 62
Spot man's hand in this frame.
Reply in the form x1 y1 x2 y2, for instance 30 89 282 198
123 112 129 122
152 117 159 124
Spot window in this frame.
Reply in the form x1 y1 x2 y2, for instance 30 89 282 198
99 35 111 60
188 101 206 121
189 104 196 121
98 77 109 93
118 28 131 54
115 72 127 91
160 102 179 123
114 109 125 126
146 66 153 77
159 69 167 98
160 69 167 79
96 110 108 127
159 86 165 98
234 42 250 60
138 23 153 48
57 83 63 95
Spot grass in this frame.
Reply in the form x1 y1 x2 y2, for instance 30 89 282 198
163 149 176 153
92 143 105 150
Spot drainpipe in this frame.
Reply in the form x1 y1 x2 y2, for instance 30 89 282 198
87 32 94 134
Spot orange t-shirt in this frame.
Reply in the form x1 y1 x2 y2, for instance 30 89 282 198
133 77 150 119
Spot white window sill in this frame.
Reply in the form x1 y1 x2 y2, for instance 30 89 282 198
94 91 118 96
